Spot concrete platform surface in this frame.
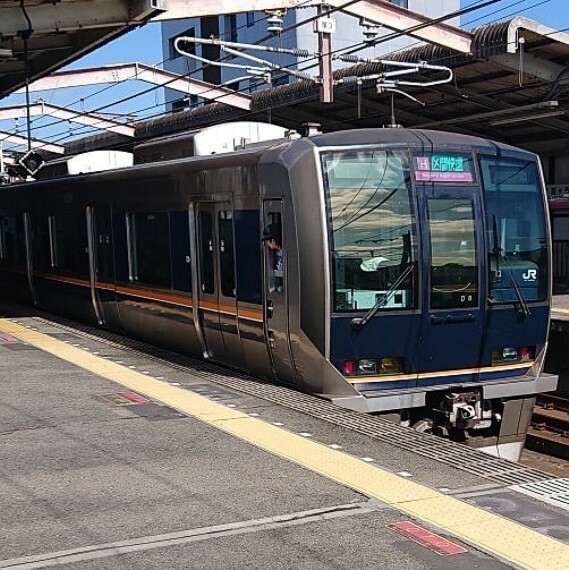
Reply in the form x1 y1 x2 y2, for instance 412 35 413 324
1 308 568 570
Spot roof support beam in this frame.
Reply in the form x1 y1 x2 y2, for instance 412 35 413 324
0 131 65 154
153 0 474 53
15 63 252 111
152 0 311 20
490 53 567 83
327 0 473 53
506 17 569 53
0 103 135 138
0 1 164 38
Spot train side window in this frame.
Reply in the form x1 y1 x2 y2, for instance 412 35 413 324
0 214 25 265
47 212 88 276
170 211 192 292
219 210 236 297
198 211 214 294
0 215 6 259
126 212 172 287
234 210 262 304
32 214 51 271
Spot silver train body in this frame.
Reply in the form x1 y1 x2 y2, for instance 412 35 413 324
0 123 558 460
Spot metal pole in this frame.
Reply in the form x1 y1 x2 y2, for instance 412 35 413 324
317 5 333 103
23 33 31 151
19 1 33 152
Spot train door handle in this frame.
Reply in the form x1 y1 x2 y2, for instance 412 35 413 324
431 313 475 325
266 300 274 319
268 330 275 349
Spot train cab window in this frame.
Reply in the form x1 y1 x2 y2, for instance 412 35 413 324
322 150 417 312
479 157 548 302
427 199 478 309
263 212 284 294
218 210 236 298
47 213 88 276
126 212 171 287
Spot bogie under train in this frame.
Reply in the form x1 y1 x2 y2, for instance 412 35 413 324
0 123 558 460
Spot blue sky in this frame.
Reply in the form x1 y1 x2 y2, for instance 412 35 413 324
1 0 569 152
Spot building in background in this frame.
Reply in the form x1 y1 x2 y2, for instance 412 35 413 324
161 1 460 112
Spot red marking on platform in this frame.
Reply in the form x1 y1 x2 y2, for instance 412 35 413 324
117 391 150 404
1 334 19 343
389 522 467 556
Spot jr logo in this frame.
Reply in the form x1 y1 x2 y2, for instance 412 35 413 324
522 269 537 281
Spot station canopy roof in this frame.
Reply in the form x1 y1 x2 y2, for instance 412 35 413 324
1 2 569 158
0 0 162 96
132 16 569 157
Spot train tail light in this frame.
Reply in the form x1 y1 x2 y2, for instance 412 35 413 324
343 359 357 375
518 346 531 361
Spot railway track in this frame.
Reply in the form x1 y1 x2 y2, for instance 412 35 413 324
526 393 569 460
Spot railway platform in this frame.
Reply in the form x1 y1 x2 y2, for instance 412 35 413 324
1 303 569 570
546 294 569 397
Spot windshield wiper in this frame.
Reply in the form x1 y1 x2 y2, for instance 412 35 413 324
351 264 414 330
489 215 530 321
498 253 531 321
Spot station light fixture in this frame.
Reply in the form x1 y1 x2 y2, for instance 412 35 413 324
18 150 45 176
6 150 45 180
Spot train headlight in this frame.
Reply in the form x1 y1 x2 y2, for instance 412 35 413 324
492 346 534 364
502 347 518 360
358 359 377 374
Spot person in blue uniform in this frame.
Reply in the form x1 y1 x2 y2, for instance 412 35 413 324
262 224 283 271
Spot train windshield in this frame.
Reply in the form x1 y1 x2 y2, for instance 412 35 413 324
479 156 548 302
322 150 417 312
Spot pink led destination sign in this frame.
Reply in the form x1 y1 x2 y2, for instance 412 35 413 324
414 154 474 183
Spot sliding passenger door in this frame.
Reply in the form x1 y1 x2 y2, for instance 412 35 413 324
417 186 485 383
86 204 118 326
195 202 243 366
262 200 295 380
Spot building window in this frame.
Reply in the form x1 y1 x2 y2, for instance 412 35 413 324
170 27 195 61
223 14 238 43
246 12 255 28
389 0 408 7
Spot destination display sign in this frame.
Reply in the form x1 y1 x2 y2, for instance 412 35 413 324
413 153 475 183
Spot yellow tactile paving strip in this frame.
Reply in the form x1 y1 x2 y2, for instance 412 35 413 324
2 318 568 570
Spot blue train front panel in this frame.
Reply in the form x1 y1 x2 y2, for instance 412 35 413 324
322 145 550 395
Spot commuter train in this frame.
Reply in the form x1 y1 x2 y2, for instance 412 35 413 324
0 122 558 460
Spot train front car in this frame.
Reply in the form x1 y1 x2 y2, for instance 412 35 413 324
276 129 558 461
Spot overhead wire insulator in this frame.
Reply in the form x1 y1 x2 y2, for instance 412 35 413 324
266 16 284 36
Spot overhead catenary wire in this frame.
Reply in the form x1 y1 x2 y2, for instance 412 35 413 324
1 0 562 152
0 0 527 148
15 0 509 147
